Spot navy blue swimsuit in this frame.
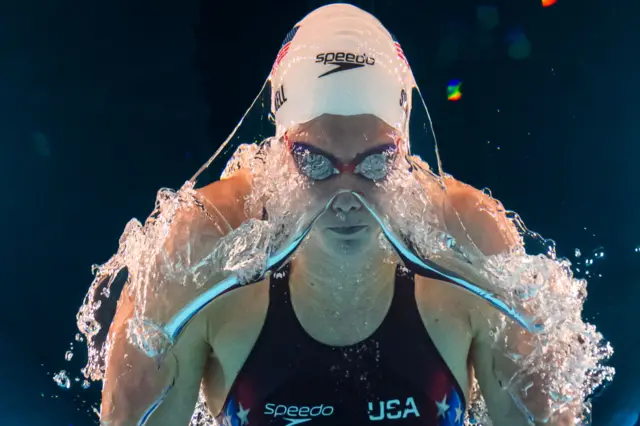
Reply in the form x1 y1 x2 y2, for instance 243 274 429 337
215 264 466 426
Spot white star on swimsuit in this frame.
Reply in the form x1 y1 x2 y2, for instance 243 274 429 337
221 414 233 426
435 394 450 418
455 406 463 423
237 402 250 426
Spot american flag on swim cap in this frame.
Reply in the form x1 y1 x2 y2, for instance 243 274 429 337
390 32 409 67
271 25 300 77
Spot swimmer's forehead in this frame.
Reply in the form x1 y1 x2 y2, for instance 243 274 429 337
287 114 398 160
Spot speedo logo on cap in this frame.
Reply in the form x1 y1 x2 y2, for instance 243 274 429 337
315 52 375 78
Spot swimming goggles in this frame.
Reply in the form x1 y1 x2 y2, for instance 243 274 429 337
285 133 399 181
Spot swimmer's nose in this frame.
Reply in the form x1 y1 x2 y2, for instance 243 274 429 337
331 191 362 213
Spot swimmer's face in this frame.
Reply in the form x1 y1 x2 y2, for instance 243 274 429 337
286 114 400 256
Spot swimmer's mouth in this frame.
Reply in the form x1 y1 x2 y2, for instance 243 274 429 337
328 225 367 235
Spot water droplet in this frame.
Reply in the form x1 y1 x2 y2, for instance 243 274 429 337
65 351 73 361
80 318 100 337
75 333 84 342
82 380 90 389
100 286 111 298
53 370 71 389
574 248 581 258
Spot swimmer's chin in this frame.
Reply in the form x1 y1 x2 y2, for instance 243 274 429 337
318 230 378 256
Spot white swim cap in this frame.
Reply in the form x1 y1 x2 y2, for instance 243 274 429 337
269 4 416 141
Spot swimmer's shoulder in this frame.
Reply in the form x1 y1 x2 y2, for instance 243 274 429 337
201 276 270 350
414 273 475 322
196 169 255 229
194 170 270 334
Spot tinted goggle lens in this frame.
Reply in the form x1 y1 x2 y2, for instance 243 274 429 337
290 142 398 181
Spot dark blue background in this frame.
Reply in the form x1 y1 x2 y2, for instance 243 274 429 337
1 0 638 424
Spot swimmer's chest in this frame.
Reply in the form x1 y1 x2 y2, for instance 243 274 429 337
200 273 473 415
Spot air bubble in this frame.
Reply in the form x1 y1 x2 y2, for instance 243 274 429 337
53 370 70 389
593 248 605 259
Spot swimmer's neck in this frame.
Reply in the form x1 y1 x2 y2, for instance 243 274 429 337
289 244 397 307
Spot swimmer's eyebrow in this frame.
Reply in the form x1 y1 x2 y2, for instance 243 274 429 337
290 141 396 163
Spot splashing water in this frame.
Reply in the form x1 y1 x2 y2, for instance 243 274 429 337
71 73 613 426
54 370 71 390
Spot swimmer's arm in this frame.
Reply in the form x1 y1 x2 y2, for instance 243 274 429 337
196 168 253 229
471 293 581 426
101 287 211 426
442 177 521 256
443 182 576 425
470 312 576 426
101 171 253 425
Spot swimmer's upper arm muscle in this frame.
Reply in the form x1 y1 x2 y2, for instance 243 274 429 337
470 312 543 425
471 306 575 426
445 181 575 425
101 173 252 425
441 181 530 424
101 286 210 426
